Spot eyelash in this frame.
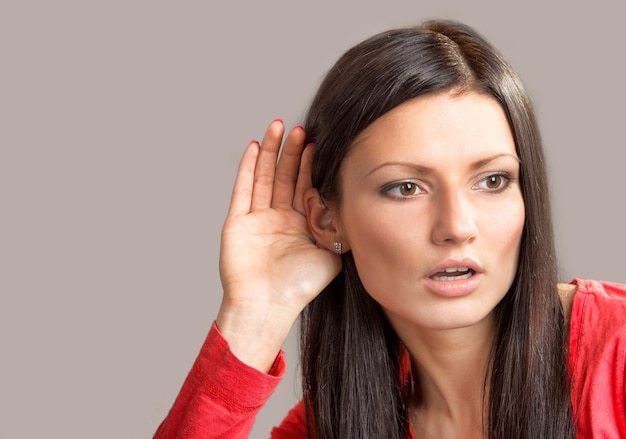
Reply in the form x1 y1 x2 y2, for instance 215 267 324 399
380 181 423 199
380 172 514 199
475 172 514 192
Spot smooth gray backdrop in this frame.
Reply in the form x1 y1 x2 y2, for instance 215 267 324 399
2 1 624 438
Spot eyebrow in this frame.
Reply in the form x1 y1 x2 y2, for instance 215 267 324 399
364 153 521 177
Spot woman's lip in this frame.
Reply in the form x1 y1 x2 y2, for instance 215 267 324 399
427 258 482 278
423 272 482 297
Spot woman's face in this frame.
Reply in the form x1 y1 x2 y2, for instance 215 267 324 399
336 92 525 333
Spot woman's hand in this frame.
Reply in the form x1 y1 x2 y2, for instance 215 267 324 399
216 120 341 372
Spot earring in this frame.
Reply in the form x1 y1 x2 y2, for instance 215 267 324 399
333 241 342 255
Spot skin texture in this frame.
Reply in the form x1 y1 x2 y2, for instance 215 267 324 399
217 122 340 372
218 91 527 437
337 91 525 334
310 91 526 437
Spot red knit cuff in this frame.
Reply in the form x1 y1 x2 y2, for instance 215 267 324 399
191 322 286 412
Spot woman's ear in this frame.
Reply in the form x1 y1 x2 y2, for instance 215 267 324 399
304 187 350 253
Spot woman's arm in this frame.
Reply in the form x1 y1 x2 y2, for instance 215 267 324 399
154 120 341 437
154 323 285 438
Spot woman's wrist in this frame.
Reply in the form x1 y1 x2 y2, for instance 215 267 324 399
215 302 298 373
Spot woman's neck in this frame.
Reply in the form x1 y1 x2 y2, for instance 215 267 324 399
394 314 495 439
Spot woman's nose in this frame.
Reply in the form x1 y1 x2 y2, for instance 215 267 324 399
430 189 478 246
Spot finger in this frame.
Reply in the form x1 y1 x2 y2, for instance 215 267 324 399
227 140 261 216
271 125 306 209
250 119 284 211
293 143 314 215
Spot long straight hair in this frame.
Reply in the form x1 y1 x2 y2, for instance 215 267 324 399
300 20 573 438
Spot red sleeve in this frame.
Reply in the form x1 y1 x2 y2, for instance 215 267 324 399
154 322 286 438
568 279 626 438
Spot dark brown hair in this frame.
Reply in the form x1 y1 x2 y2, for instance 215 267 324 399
300 20 573 438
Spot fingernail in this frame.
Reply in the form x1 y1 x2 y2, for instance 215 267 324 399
251 140 259 145
306 143 315 149
273 118 283 124
294 125 305 131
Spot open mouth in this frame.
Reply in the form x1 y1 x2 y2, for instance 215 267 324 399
429 267 475 282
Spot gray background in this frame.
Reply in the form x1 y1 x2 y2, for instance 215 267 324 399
1 1 624 438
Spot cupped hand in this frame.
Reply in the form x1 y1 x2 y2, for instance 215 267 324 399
216 120 341 371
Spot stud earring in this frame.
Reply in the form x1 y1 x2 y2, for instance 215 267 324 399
333 241 342 255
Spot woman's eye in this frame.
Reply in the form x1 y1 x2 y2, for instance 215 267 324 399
477 174 510 191
385 181 422 197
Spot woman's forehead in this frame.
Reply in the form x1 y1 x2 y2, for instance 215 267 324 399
345 92 517 168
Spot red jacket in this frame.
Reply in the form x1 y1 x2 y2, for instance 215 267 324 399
155 279 626 438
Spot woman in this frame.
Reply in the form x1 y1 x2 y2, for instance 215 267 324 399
155 20 626 438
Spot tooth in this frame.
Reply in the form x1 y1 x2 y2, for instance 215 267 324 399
432 272 473 282
443 267 471 273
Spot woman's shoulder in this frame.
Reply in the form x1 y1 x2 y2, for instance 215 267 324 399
565 278 626 320
559 278 626 319
563 278 626 437
568 278 626 298
561 278 626 343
